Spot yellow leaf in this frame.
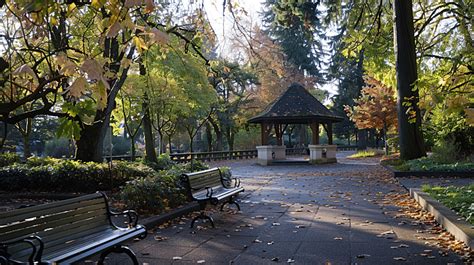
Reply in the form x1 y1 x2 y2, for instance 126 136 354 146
94 79 109 110
66 77 88 99
67 3 77 15
133 36 148 53
91 0 105 9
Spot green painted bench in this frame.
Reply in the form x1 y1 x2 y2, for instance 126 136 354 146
182 167 244 228
0 192 146 264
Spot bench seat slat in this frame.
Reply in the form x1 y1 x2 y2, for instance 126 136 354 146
7 214 109 256
0 193 103 219
1 193 146 264
0 197 105 226
0 203 106 237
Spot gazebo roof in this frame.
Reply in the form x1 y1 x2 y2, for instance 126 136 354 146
248 83 343 124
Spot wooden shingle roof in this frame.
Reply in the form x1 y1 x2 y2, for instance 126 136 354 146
248 83 343 124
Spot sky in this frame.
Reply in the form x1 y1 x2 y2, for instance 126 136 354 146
202 0 338 98
202 0 265 56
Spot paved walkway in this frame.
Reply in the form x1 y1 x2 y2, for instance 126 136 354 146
96 158 468 265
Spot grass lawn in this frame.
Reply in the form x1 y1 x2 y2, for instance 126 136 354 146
422 184 474 225
348 149 384 158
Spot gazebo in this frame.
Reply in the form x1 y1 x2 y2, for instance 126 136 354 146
248 83 343 165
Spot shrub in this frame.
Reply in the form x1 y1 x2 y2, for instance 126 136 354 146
431 137 461 164
0 158 156 192
145 153 175 171
119 172 187 214
0 153 20 167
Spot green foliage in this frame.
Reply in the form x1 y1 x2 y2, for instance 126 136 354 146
395 157 474 172
119 173 186 215
348 150 382 158
119 161 211 214
0 158 153 192
422 185 474 225
145 153 175 171
0 153 20 167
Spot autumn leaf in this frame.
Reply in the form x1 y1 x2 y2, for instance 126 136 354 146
133 36 148 53
12 64 37 82
66 76 88 99
464 108 474 125
149 28 169 45
107 21 121 38
80 59 103 81
144 0 154 13
124 0 142 8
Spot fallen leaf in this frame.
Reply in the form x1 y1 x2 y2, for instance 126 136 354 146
393 257 406 261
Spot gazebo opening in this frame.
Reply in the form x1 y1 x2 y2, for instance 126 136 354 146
248 83 343 165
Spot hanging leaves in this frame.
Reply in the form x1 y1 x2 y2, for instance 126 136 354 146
80 59 103 81
65 77 88 99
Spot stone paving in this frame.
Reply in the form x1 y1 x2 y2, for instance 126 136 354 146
95 157 468 265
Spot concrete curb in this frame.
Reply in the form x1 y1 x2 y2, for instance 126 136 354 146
410 188 474 249
139 202 200 229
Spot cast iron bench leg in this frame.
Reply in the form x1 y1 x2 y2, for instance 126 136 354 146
98 245 139 265
191 211 215 228
220 197 241 211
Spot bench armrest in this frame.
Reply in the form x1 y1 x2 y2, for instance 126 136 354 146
108 210 139 228
0 235 44 264
205 187 214 198
233 177 241 188
222 177 241 189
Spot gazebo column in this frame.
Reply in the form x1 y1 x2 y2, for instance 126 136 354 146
261 123 271 145
257 123 285 165
309 122 337 164
327 122 333 145
309 123 319 145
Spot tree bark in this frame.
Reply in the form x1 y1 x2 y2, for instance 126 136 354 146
143 93 158 163
75 116 108 162
208 117 222 151
393 0 426 160
205 122 213 152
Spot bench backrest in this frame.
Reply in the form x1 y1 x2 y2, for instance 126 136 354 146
182 168 223 197
0 192 110 258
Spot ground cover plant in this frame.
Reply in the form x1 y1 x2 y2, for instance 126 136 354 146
422 184 474 225
381 155 474 172
348 149 384 158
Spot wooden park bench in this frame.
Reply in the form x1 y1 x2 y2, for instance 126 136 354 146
0 192 146 265
182 167 244 228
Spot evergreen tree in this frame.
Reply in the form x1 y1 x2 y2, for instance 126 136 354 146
261 0 324 80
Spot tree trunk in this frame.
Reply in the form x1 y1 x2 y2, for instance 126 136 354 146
130 136 136 161
75 118 108 162
393 0 426 160
168 135 172 153
205 122 213 152
357 129 367 150
383 123 389 155
208 117 222 151
143 95 158 163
